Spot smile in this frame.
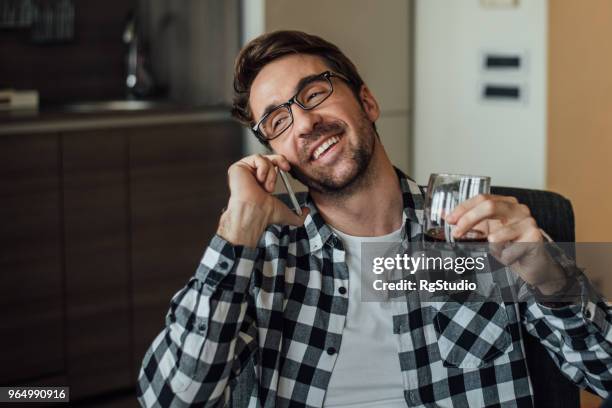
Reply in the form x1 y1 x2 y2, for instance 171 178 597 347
312 135 341 161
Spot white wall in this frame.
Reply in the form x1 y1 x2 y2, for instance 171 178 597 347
240 0 267 156
413 0 547 189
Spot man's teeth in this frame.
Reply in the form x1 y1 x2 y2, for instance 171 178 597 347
313 136 340 160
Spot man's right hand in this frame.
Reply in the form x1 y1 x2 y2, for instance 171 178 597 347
216 154 309 247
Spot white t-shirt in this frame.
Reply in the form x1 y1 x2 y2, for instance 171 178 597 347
323 219 408 408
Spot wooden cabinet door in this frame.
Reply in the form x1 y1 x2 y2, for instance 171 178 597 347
0 134 64 384
62 130 131 398
130 121 242 374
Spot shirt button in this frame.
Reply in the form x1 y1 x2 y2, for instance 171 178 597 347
219 261 229 269
330 236 338 247
326 347 337 355
197 323 207 332
585 309 592 319
338 287 347 295
408 390 419 404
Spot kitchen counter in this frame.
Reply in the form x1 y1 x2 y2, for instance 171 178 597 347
0 101 232 135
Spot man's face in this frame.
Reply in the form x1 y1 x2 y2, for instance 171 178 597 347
249 54 380 195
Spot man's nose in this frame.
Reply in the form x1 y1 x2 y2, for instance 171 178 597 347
291 105 322 140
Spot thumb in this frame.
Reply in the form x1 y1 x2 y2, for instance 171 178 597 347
289 207 310 226
272 203 309 226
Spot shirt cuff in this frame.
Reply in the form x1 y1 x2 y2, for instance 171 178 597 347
528 273 611 339
520 237 610 335
195 234 261 293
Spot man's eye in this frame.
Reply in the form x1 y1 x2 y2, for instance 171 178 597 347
273 116 287 130
307 91 323 101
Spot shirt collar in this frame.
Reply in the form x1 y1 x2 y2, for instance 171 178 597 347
302 167 425 250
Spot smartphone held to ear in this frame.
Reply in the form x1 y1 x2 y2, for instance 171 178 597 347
278 170 302 216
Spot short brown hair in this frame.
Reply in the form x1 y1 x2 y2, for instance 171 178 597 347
231 30 365 130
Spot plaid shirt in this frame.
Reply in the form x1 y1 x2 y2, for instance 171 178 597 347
137 170 612 408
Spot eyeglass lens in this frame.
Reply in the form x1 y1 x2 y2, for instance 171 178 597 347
260 76 333 139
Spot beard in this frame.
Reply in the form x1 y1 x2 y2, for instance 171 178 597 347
289 113 376 197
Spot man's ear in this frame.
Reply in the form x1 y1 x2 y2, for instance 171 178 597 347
359 85 380 123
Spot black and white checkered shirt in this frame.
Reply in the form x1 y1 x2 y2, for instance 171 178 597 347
137 170 612 407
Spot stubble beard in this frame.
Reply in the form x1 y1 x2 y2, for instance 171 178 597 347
289 114 376 198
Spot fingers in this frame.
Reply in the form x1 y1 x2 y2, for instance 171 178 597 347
490 241 532 266
267 154 291 171
253 156 277 192
240 153 290 172
251 154 272 183
447 195 519 224
490 241 554 287
448 195 531 239
489 217 544 276
264 167 277 193
488 217 541 243
239 154 291 189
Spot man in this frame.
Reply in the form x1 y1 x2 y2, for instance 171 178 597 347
137 31 612 407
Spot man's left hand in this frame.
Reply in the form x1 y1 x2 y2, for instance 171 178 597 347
446 194 567 296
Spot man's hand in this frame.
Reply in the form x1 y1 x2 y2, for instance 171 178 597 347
446 194 567 296
217 154 309 247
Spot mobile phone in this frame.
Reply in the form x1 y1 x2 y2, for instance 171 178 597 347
278 169 302 216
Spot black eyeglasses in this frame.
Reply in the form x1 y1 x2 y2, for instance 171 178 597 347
252 71 349 142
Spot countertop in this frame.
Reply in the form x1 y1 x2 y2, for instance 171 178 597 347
0 101 233 135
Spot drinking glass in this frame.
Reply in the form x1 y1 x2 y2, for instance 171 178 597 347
423 173 491 243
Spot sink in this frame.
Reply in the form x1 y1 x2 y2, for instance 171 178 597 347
54 99 179 113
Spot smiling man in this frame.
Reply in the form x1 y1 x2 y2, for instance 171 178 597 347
137 31 612 408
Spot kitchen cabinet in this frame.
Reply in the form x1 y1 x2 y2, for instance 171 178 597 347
0 134 64 385
0 114 242 402
130 121 240 374
62 130 131 398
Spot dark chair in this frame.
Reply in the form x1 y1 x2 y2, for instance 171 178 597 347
491 186 579 408
230 187 580 408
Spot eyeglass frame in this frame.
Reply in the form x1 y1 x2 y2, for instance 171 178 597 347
251 70 350 142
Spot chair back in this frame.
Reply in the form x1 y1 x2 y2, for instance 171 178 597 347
491 187 579 408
